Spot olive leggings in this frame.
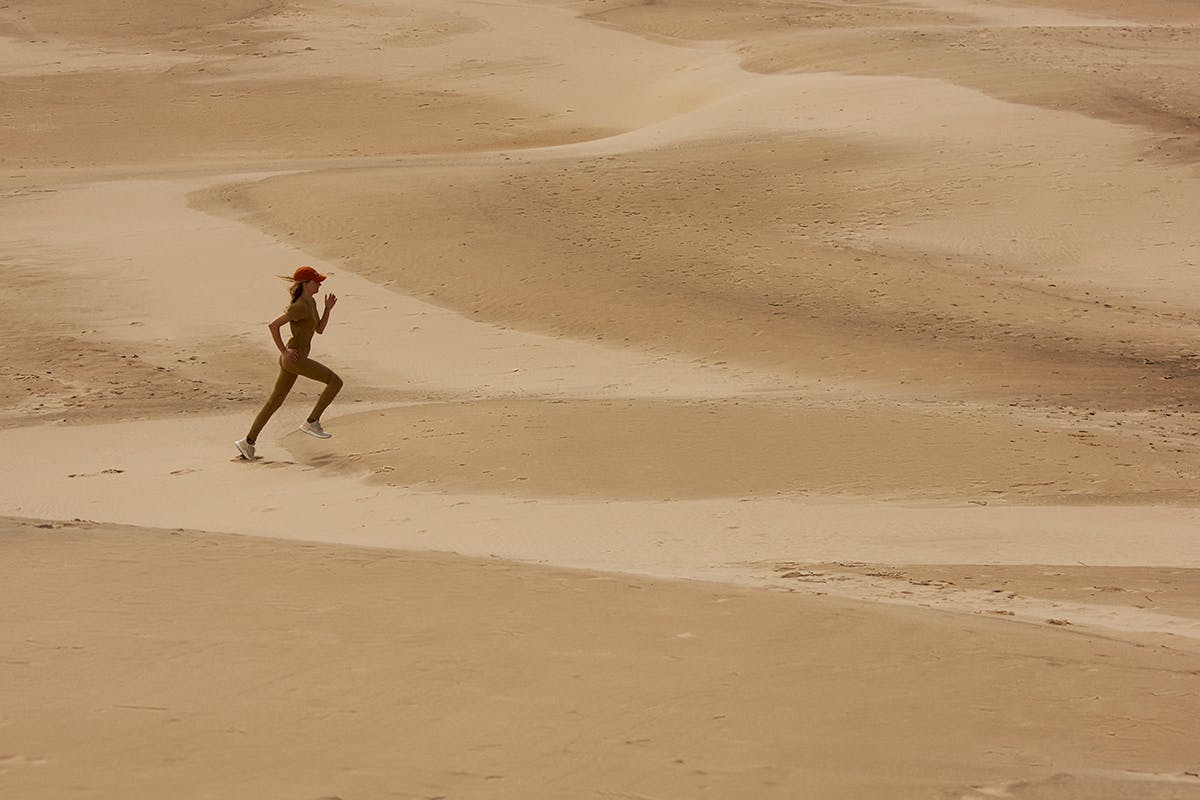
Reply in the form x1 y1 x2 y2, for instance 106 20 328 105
247 353 343 442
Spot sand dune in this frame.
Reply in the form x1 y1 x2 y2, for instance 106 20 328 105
3 0 1200 796
5 517 1200 799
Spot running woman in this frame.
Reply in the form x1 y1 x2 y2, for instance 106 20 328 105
235 266 342 460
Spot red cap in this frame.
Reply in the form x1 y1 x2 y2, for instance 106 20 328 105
292 266 326 283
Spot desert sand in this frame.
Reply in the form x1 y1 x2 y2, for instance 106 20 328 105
2 0 1199 797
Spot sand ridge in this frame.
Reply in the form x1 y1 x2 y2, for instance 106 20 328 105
319 396 1199 503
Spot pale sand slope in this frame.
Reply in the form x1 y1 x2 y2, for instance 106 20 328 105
4 517 1200 800
3 0 1200 795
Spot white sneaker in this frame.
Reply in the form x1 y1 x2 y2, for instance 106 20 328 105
235 438 256 460
300 420 331 439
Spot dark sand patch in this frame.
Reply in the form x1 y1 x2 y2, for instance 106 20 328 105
296 398 1200 503
210 141 1200 415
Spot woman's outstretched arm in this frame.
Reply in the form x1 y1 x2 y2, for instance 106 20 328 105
316 293 337 334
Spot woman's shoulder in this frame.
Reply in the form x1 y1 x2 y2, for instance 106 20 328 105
285 298 316 319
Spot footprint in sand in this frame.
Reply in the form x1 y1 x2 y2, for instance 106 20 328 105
67 468 125 478
0 754 49 772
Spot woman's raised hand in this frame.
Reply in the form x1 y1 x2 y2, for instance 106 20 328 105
324 293 338 310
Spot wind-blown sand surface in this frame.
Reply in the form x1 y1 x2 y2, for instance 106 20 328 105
2 0 1199 797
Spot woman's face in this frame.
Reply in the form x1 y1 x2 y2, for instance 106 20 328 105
303 279 321 297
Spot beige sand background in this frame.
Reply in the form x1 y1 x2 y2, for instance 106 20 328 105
2 0 1200 797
